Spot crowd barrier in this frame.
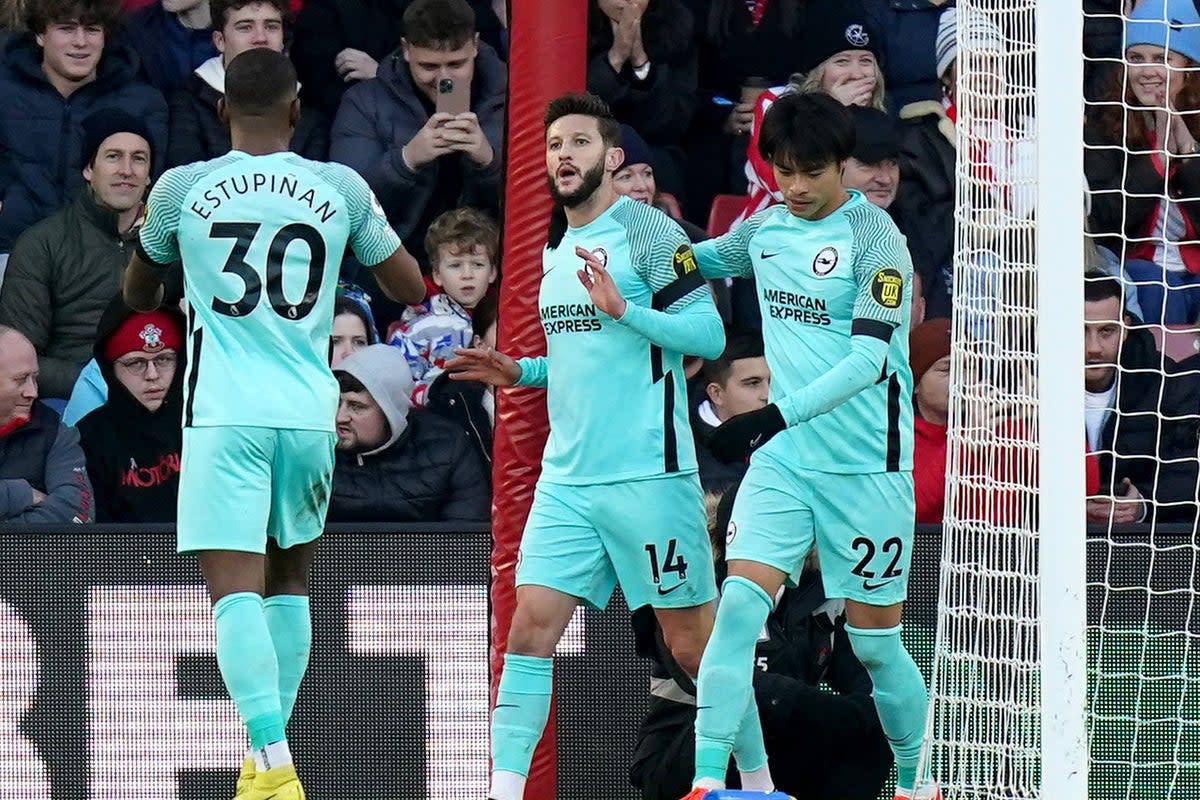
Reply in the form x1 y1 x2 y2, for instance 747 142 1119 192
0 524 1191 799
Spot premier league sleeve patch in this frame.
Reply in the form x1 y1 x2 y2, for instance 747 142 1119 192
871 268 904 309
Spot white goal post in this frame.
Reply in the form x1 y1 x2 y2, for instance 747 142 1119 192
921 1 1089 798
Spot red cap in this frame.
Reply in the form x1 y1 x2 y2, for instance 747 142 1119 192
103 310 184 363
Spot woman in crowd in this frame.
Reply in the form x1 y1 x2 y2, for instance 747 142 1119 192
331 290 378 366
1086 0 1200 325
736 0 886 225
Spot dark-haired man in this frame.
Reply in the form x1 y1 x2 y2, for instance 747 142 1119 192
682 91 937 800
447 92 726 800
167 0 329 167
1082 271 1200 525
692 331 770 493
123 47 424 800
330 0 505 324
0 0 168 261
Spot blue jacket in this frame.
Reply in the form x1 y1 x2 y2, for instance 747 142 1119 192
0 35 168 253
330 42 506 241
862 0 946 113
0 402 94 524
120 1 219 95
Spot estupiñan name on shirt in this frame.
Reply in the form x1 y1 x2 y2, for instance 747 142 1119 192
189 172 341 223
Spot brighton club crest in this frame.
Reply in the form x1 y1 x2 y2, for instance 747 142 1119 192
139 324 165 353
813 246 839 276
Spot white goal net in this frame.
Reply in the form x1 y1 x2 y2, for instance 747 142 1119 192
924 1 1200 798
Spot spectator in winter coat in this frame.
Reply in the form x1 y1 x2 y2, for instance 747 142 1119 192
679 0 806 221
0 326 93 524
166 0 328 167
586 0 697 200
331 0 505 328
76 298 184 522
0 109 153 399
120 0 217 94
629 481 891 800
860 0 944 113
426 291 495 469
329 344 490 523
736 0 886 225
0 0 167 259
691 331 770 494
1086 0 1200 325
290 0 505 119
893 6 1033 320
387 207 497 405
1083 272 1200 525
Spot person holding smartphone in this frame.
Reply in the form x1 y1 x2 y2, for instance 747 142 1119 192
330 0 506 326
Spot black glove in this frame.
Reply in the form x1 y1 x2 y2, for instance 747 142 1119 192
706 404 787 463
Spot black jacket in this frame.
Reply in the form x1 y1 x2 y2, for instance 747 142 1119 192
893 100 956 302
329 409 490 523
291 0 507 118
119 1 218 95
425 371 493 470
0 35 168 252
75 296 185 523
1100 326 1200 524
690 405 746 494
166 67 330 168
586 0 698 145
629 570 890 800
0 403 93 524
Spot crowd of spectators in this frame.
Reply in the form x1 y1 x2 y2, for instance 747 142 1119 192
0 0 1196 794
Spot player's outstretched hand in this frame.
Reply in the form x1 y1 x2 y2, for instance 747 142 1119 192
707 404 787 463
576 246 628 319
446 347 522 387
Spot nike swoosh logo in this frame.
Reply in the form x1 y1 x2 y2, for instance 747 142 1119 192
749 433 763 448
494 703 520 709
862 579 892 591
657 583 685 596
760 250 780 259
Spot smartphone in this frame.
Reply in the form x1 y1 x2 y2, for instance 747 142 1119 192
436 77 470 116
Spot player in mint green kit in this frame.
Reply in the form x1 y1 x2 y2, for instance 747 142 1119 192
682 92 939 800
124 49 424 800
449 94 777 800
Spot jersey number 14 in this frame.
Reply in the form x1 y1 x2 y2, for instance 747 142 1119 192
209 221 326 320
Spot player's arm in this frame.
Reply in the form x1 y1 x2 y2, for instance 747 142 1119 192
709 229 911 462
342 168 426 305
367 244 425 305
583 222 725 360
124 171 185 311
690 212 762 280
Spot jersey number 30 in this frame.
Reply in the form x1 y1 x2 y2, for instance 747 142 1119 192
209 221 326 320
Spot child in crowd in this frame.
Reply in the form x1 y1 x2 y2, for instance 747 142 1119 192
387 208 499 405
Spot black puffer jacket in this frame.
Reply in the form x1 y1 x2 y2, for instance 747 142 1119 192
75 295 185 523
1100 326 1200 524
0 34 167 252
166 60 330 168
329 410 491 523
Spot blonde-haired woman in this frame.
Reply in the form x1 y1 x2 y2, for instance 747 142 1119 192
735 0 888 225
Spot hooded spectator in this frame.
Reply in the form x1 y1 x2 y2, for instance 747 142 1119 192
76 298 184 522
329 343 490 522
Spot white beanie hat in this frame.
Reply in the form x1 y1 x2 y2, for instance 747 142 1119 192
936 7 1005 79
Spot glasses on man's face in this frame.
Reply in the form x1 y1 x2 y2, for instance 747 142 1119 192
115 353 177 377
